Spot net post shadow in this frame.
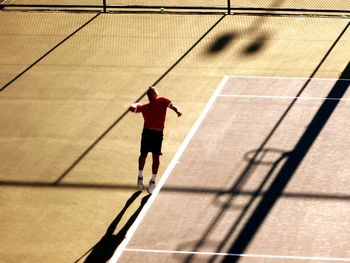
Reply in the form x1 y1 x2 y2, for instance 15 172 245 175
221 62 350 263
74 191 150 263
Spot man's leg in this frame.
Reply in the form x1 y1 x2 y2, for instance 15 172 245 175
148 153 159 193
139 152 148 171
152 153 160 175
138 152 148 190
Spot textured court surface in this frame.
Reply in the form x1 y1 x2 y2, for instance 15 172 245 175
115 76 350 262
4 0 350 10
1 9 350 263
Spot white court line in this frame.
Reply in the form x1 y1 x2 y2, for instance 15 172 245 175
218 94 350 101
124 248 350 262
229 75 350 81
110 76 230 263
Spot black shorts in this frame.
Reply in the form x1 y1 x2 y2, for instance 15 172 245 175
140 128 164 155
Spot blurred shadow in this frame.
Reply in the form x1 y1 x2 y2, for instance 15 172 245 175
244 33 269 55
206 30 269 57
204 0 290 58
208 32 237 54
74 191 150 263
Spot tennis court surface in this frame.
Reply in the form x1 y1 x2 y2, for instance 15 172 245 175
1 2 350 262
114 76 350 263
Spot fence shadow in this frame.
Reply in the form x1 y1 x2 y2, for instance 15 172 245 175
222 61 350 262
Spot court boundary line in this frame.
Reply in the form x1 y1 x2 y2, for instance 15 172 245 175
124 248 350 262
0 13 101 93
218 94 350 101
109 76 230 263
228 75 350 81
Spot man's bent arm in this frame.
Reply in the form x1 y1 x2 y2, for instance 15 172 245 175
169 103 182 117
129 103 141 113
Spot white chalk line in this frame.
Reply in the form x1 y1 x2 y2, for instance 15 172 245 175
109 76 229 263
110 75 350 262
218 94 350 101
124 248 350 262
228 75 350 82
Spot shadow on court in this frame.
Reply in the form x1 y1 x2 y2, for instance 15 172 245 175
52 10 268 188
219 60 350 262
182 17 350 262
206 29 269 57
74 191 150 263
179 66 350 262
207 32 237 54
205 0 287 57
0 179 349 201
28 10 269 188
51 15 227 185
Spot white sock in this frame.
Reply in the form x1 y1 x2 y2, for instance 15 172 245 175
151 174 157 181
138 170 143 178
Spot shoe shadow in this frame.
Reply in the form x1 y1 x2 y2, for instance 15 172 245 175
82 191 151 263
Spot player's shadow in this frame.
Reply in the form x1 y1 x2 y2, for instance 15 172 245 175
79 191 150 263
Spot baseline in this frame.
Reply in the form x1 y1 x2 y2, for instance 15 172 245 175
218 94 350 101
124 248 350 262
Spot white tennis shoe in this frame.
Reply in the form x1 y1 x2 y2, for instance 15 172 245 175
147 179 156 194
137 176 143 191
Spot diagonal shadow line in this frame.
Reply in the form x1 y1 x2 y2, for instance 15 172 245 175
1 180 350 201
212 21 350 262
53 14 227 185
83 194 151 263
238 20 350 162
73 191 141 263
152 15 226 86
207 151 289 263
222 64 350 262
184 19 350 263
74 191 146 263
0 13 101 93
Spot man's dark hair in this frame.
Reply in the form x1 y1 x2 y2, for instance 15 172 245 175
147 87 156 97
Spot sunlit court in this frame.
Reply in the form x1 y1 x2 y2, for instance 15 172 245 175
1 1 350 262
115 76 350 262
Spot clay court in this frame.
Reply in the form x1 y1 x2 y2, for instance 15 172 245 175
0 1 349 262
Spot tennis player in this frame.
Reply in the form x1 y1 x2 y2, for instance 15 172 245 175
129 87 182 193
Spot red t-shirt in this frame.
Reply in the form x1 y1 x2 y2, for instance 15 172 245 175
136 97 172 130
